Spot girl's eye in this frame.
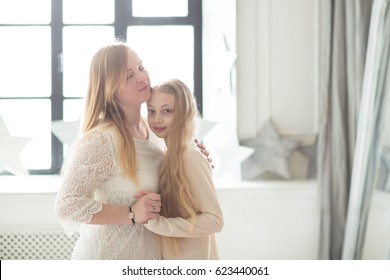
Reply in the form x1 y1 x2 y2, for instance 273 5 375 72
147 109 154 114
163 109 174 114
126 74 133 80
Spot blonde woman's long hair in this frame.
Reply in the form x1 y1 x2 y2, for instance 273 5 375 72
155 79 200 257
81 42 140 184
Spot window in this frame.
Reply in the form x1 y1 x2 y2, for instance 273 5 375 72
0 0 202 175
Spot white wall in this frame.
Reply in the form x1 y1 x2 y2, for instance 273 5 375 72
236 0 319 139
216 180 319 259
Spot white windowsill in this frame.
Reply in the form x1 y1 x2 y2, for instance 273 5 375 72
0 175 317 194
0 175 61 193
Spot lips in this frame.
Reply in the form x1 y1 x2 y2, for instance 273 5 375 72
139 84 150 93
153 127 165 133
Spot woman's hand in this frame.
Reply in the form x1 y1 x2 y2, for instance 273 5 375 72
131 192 161 223
194 139 214 169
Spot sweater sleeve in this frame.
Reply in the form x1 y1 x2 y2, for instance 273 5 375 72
55 130 115 233
145 149 224 238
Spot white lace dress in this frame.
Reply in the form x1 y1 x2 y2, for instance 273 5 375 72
55 127 165 259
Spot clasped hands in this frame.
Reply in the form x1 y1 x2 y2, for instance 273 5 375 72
131 190 161 224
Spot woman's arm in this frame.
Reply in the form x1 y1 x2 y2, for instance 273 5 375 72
90 193 161 224
55 130 160 227
55 131 114 225
145 150 223 237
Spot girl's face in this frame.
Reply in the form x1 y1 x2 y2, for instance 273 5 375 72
115 49 151 108
147 90 176 140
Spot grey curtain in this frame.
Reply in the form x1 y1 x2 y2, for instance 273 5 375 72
318 0 374 260
343 0 390 259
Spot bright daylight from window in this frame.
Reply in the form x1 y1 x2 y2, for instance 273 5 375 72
0 0 194 174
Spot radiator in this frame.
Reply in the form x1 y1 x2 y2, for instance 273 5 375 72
0 230 78 260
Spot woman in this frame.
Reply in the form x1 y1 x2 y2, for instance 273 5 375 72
55 42 165 259
144 79 224 259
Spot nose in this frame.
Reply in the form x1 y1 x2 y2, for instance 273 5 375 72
154 114 162 124
137 71 149 85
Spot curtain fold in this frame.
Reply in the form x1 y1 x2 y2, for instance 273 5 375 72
347 1 390 258
318 0 374 260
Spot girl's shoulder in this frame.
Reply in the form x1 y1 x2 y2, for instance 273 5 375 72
184 141 207 162
183 141 212 175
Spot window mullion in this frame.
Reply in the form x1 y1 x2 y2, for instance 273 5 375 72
190 0 203 115
51 0 64 173
115 0 131 39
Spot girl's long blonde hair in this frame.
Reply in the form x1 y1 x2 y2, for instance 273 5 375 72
81 42 140 184
154 79 200 257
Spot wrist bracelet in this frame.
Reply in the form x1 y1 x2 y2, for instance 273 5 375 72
128 206 135 224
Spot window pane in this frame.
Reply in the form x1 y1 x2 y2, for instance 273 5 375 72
0 27 51 98
0 0 50 24
64 99 84 121
0 100 51 170
127 26 194 91
63 26 115 98
132 0 188 17
63 0 114 24
62 99 83 154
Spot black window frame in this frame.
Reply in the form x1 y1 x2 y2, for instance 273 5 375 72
0 0 202 175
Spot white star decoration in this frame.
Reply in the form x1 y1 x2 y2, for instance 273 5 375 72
195 118 217 142
204 122 254 181
240 121 299 180
210 34 237 95
0 116 32 176
51 120 80 145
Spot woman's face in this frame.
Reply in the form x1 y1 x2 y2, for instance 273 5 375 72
147 90 176 140
115 49 151 108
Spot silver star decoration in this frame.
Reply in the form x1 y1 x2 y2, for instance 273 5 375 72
51 119 80 145
204 122 254 181
195 117 217 142
0 115 32 176
241 121 299 180
298 137 318 179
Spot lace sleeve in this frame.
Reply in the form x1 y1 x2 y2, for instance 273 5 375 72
55 129 115 235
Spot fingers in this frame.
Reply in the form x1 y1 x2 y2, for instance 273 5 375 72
195 139 211 158
144 192 161 202
131 192 161 224
195 141 213 168
202 149 210 158
207 157 215 169
150 205 161 213
133 190 151 199
197 143 209 155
